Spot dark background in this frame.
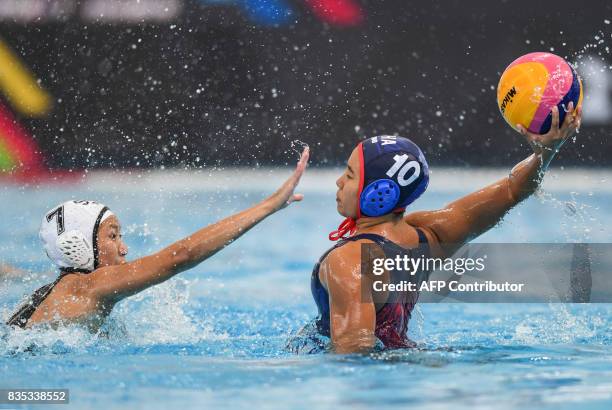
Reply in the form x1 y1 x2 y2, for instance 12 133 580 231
1 0 611 169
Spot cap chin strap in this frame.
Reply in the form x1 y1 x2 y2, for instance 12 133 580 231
328 217 357 241
328 207 407 241
92 206 110 270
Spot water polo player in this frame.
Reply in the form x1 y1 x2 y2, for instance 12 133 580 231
6 148 309 331
312 104 581 354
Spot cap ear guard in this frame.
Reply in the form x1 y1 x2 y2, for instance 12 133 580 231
357 136 429 218
360 179 401 217
56 230 94 271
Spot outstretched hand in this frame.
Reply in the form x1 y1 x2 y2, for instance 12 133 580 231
268 147 310 211
517 101 582 155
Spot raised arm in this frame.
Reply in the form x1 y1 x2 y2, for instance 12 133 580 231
90 147 309 302
406 103 581 257
0 263 28 280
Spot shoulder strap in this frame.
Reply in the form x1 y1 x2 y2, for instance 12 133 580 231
5 271 75 328
347 229 428 245
316 238 355 264
316 229 429 267
345 233 389 246
415 228 428 244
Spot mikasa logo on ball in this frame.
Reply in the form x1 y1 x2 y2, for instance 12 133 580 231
500 86 517 114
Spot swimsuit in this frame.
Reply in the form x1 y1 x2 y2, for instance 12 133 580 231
6 271 75 328
311 229 430 349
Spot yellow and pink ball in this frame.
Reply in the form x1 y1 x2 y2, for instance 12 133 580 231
497 52 583 134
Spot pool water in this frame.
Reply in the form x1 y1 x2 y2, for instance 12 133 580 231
1 168 611 410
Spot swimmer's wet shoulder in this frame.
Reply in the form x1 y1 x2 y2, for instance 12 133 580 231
27 272 111 330
320 240 377 354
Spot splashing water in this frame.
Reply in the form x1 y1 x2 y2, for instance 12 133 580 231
290 139 310 158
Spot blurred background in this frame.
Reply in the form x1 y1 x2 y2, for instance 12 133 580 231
0 0 611 176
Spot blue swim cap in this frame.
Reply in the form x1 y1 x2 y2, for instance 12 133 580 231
357 135 429 218
329 135 429 241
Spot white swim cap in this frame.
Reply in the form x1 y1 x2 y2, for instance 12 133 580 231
39 200 114 272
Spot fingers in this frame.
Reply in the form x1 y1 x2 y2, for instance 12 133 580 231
517 124 535 140
550 105 560 132
295 147 310 172
517 123 545 153
517 102 581 156
277 147 309 202
290 146 310 183
271 147 310 210
518 124 541 143
561 101 575 132
283 193 304 209
299 146 310 166
567 103 578 132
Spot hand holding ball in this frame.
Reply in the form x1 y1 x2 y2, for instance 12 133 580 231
497 52 583 135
